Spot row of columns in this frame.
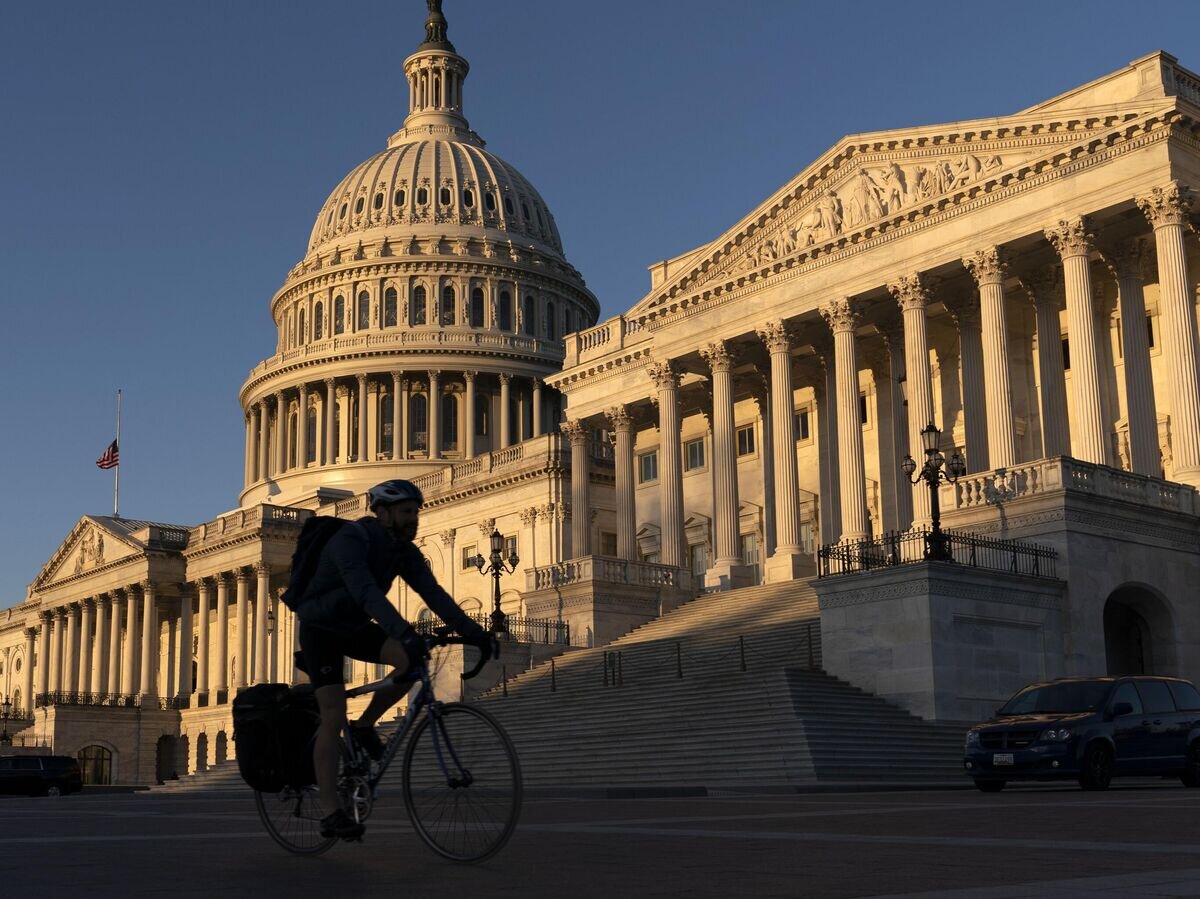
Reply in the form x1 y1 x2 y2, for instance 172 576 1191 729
30 566 286 705
245 371 554 486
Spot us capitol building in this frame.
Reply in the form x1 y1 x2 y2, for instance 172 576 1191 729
2 4 1198 784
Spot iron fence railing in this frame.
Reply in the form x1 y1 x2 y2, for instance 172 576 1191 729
415 613 570 646
34 692 191 711
818 527 1057 579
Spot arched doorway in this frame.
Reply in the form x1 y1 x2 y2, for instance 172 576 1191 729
195 733 209 773
77 745 112 785
155 736 178 783
215 731 228 765
1104 586 1176 676
177 734 190 777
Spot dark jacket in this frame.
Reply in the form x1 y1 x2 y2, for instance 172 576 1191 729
297 516 473 640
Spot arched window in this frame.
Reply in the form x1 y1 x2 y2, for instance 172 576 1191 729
410 394 428 452
475 395 489 437
298 308 306 344
469 287 484 328
521 201 531 220
357 291 370 330
503 196 514 215
77 745 112 785
442 394 458 452
288 409 298 468
373 192 383 210
522 295 536 335
306 406 317 463
562 306 570 337
441 286 456 325
334 296 345 335
11 687 19 712
498 291 513 331
412 286 427 326
338 203 347 220
384 287 397 327
545 300 556 340
314 302 324 340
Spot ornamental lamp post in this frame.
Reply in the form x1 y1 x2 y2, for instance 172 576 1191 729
474 529 519 635
901 422 966 562
0 694 12 745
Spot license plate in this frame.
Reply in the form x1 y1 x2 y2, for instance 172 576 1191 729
993 753 1014 766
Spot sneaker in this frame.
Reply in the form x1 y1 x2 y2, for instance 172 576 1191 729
349 722 385 761
320 808 365 841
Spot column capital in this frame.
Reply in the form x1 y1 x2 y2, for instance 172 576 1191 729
1017 265 1062 309
24 626 37 639
273 388 284 401
942 295 980 332
962 247 1007 286
323 377 336 388
498 372 512 385
887 273 930 311
392 369 404 382
560 418 589 444
81 597 96 612
819 297 859 334
462 369 478 383
1044 217 1094 259
518 507 538 527
254 562 270 577
438 528 456 546
428 370 442 382
236 567 252 584
356 373 367 385
297 381 308 394
1098 236 1147 281
1136 181 1193 229
699 340 737 373
756 319 793 354
646 360 680 390
604 404 635 433
53 606 67 621
531 377 544 390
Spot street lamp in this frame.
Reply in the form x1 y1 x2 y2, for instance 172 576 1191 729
474 529 519 635
266 607 276 637
901 422 966 562
0 694 12 745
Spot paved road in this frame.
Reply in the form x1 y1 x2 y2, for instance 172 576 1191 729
2 783 1198 897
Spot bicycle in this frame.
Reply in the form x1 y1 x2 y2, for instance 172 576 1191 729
254 628 522 862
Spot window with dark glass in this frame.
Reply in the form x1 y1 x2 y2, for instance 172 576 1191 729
475 395 489 436
411 394 428 451
638 450 658 483
354 197 364 214
522 295 535 335
737 425 755 456
1168 680 1200 710
521 201 531 220
1137 680 1177 714
373 192 383 210
795 408 811 441
384 287 397 327
601 532 618 557
334 296 345 334
298 308 306 344
463 189 474 207
394 188 406 206
339 203 347 220
685 438 705 471
357 291 370 330
503 196 514 215
545 301 556 340
314 302 324 339
484 192 496 211
470 287 484 328
498 290 513 331
439 187 451 206
442 394 458 450
505 535 518 559
412 286 427 325
417 187 429 205
859 393 869 425
1062 337 1071 370
441 285 456 325
1147 314 1156 348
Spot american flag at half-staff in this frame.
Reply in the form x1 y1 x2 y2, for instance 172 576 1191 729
96 390 122 517
95 439 119 470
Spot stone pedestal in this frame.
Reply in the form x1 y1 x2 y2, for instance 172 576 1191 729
702 561 756 592
765 551 815 583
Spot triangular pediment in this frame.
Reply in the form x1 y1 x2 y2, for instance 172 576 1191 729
32 516 171 589
629 60 1187 317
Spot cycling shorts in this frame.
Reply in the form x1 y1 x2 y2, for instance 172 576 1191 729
298 620 388 689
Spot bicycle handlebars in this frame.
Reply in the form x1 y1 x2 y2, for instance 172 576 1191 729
422 627 492 680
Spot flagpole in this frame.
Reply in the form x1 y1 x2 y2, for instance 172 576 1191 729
113 390 121 519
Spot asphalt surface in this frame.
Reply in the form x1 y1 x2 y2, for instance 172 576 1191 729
2 782 1198 897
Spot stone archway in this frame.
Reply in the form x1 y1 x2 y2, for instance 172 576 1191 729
195 732 209 773
1104 585 1177 676
155 735 178 783
215 731 228 765
177 734 190 777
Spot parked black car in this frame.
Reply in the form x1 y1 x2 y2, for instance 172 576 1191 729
0 755 83 796
964 676 1200 791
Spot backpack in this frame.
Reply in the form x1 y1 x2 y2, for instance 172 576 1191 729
232 683 320 792
280 516 353 611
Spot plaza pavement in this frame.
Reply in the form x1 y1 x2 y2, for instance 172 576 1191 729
1 782 1197 897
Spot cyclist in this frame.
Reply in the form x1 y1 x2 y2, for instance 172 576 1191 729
295 478 498 840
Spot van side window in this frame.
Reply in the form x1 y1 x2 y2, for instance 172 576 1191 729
1136 680 1177 714
1168 681 1200 711
1110 682 1143 715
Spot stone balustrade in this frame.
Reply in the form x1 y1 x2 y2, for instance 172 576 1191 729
526 556 689 592
566 314 651 366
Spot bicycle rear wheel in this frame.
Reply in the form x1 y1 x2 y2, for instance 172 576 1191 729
255 785 337 856
402 703 522 862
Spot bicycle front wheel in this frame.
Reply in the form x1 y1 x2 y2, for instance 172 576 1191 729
402 703 522 862
255 785 337 856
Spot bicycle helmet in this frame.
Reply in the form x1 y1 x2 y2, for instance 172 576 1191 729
367 478 424 511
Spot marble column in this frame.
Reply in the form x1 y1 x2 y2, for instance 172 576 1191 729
964 248 1017 468
1024 269 1071 458
139 581 157 698
91 596 108 695
108 593 123 696
78 600 93 694
700 341 753 587
758 321 807 578
254 564 270 685
1138 182 1200 484
177 588 194 700
605 405 638 561
324 378 336 465
196 579 211 699
532 379 544 437
889 276 936 526
235 570 249 689
499 373 512 447
1045 218 1107 465
274 390 287 474
22 628 35 710
37 614 52 696
1105 241 1160 475
392 371 404 461
428 371 441 460
63 603 80 694
258 399 271 480
563 420 591 558
244 412 255 486
814 351 841 544
881 327 913 531
822 298 869 540
401 379 412 458
463 371 477 460
356 374 368 462
297 384 309 469
648 361 686 568
215 575 230 697
948 301 990 472
122 591 138 695
47 610 64 694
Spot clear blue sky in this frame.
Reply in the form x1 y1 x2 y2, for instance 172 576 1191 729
0 0 1193 606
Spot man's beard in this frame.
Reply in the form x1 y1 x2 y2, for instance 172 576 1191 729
387 524 418 543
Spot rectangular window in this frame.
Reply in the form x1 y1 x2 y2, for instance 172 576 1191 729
736 425 755 457
1062 337 1071 371
1147 313 1156 349
600 532 618 556
638 450 658 483
859 392 869 425
684 438 705 471
794 407 811 442
461 545 477 570
689 543 707 577
504 536 518 560
740 534 762 586
799 521 815 556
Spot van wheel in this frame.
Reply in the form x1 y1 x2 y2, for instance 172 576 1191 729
45 785 62 798
1078 743 1113 791
975 779 1005 793
1182 742 1200 788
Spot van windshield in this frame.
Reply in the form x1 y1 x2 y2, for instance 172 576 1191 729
999 681 1111 715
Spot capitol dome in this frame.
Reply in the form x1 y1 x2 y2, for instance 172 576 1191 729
238 0 598 509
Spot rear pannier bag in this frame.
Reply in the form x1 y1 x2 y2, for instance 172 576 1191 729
232 683 320 792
